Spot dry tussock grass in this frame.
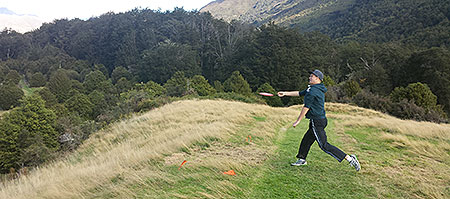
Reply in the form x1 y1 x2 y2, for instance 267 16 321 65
326 103 450 199
0 99 297 199
326 103 450 140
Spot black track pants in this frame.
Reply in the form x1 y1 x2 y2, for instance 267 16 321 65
296 118 346 162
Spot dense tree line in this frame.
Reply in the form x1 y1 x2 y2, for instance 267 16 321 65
297 0 450 48
0 8 449 175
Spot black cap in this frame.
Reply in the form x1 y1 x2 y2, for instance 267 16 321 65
311 69 324 81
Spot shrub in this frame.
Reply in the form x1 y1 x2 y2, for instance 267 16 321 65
4 70 21 85
322 75 336 87
0 95 58 173
342 80 361 98
83 70 107 93
257 83 283 107
390 82 437 110
223 71 252 96
0 84 24 110
65 92 93 120
352 90 393 114
29 72 46 87
353 90 447 123
325 85 349 103
214 80 224 93
37 87 58 108
164 71 188 97
47 69 72 102
191 75 216 96
115 77 133 94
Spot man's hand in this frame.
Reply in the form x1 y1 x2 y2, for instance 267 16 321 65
277 92 285 97
293 119 301 128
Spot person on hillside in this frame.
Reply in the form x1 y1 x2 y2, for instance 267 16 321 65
278 69 360 171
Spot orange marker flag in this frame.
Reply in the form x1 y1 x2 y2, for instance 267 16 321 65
178 160 187 170
246 135 252 143
223 170 236 176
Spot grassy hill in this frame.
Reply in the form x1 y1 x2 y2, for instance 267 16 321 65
0 100 449 198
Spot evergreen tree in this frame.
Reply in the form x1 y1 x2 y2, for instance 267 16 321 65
343 80 361 98
164 71 188 97
29 72 47 87
47 69 72 102
83 70 107 93
214 81 225 93
322 75 336 87
38 87 58 108
115 77 133 94
88 90 107 119
0 95 58 173
0 84 24 110
111 66 132 84
191 75 216 96
65 91 93 120
223 71 252 96
5 70 21 85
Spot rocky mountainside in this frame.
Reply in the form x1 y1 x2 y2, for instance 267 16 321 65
200 0 348 25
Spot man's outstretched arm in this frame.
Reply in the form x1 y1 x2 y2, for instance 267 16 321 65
277 91 300 97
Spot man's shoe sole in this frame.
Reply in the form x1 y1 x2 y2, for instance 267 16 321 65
291 162 307 166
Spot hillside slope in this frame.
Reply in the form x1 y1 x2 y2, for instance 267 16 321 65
200 0 345 25
1 100 449 198
201 0 450 47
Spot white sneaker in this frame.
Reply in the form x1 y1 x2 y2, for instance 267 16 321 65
349 155 360 171
291 158 307 166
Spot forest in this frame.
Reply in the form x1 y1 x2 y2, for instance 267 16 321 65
0 8 449 174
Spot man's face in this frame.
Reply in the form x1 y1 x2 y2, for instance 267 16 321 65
309 74 320 84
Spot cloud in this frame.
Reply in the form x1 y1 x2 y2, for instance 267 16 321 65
0 14 45 33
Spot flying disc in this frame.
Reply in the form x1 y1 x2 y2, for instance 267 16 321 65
259 92 274 97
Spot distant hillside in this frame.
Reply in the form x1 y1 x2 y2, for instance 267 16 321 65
0 7 45 33
200 0 349 25
200 0 450 47
1 100 449 198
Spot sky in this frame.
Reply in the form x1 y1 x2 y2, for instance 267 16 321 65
1 0 214 21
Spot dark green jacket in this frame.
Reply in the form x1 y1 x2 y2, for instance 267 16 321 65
299 83 327 119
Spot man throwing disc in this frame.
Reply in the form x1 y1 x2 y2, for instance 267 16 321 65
278 69 360 171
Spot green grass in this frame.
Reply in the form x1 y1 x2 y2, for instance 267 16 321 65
123 119 379 198
235 120 377 199
19 79 42 96
117 117 445 198
140 117 446 198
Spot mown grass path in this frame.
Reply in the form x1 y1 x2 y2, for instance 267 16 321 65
238 119 377 199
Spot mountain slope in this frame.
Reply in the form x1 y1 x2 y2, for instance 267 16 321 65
1 100 449 198
201 0 450 47
200 0 348 25
0 7 45 33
